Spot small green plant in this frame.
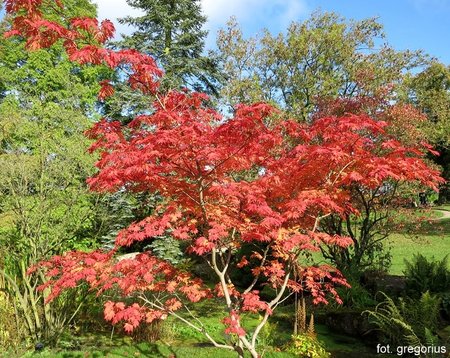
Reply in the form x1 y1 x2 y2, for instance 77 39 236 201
364 292 441 347
406 291 441 333
285 334 330 358
404 254 450 295
333 279 376 310
254 319 279 356
441 292 450 319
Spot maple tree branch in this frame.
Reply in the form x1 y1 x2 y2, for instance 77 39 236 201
268 269 292 309
331 160 356 186
179 189 201 206
251 269 291 348
174 293 217 336
273 291 294 308
311 213 332 233
155 94 166 111
196 161 210 227
211 248 232 308
203 136 253 187
139 295 235 351
345 215 356 244
243 245 270 295
222 231 235 270
219 246 234 285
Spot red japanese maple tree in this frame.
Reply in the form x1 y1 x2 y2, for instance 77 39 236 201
313 89 441 271
4 1 444 357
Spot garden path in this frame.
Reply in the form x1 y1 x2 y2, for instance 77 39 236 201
434 209 450 220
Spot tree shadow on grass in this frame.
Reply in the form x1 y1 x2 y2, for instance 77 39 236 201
57 341 169 358
395 215 450 237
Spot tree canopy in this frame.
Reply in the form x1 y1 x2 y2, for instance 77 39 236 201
0 0 109 343
216 12 426 120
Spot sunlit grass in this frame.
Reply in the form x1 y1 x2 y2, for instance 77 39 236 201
305 207 450 275
387 208 450 275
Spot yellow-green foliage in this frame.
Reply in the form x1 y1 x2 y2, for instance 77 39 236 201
0 291 19 351
286 334 330 358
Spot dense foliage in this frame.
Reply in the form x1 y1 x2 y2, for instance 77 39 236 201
0 0 109 344
215 12 425 119
403 62 450 202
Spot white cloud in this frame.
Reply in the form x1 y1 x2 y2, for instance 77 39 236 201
202 0 307 27
93 0 309 43
202 0 309 48
281 0 309 27
92 0 143 37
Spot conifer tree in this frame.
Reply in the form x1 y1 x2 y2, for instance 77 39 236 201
117 0 222 94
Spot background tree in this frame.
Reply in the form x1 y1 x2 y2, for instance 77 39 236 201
0 0 110 344
402 61 450 203
215 12 441 274
116 0 222 94
216 12 426 120
313 89 438 273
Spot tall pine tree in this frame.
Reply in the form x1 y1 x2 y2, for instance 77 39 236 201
117 0 222 94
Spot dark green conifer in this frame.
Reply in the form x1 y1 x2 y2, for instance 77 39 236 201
117 0 222 94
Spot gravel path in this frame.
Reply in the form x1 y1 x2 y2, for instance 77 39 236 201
434 209 450 220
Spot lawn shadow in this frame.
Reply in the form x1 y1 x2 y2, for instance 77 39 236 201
394 213 450 237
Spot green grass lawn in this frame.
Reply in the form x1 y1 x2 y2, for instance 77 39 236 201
6 301 296 358
6 330 294 358
16 339 244 358
17 343 252 358
10 318 373 358
308 207 450 275
6 300 374 358
387 208 450 275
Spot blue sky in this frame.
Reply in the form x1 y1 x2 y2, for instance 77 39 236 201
302 0 450 64
1 0 449 63
91 0 450 64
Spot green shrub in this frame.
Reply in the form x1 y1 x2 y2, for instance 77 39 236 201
285 334 330 358
407 291 441 334
256 320 278 348
403 254 450 295
333 279 376 310
441 292 450 319
364 292 441 347
146 235 187 266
